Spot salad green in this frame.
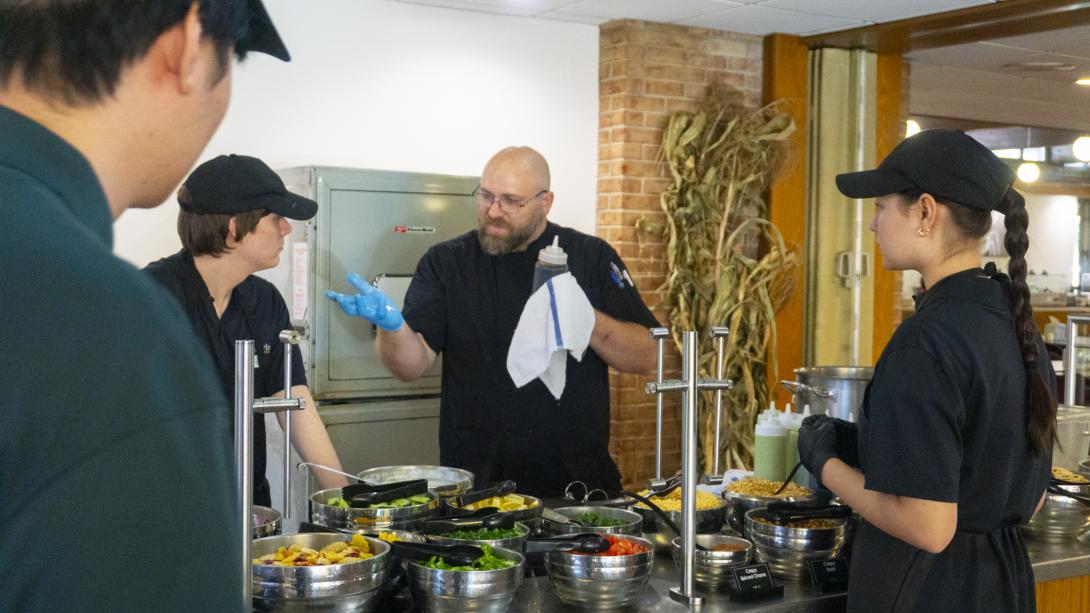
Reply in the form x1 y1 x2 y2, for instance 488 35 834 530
423 544 516 571
576 512 630 527
325 494 431 509
442 526 525 540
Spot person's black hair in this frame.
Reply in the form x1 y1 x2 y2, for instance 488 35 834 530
900 188 1058 456
0 0 249 105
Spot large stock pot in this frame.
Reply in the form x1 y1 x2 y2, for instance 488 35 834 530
781 366 873 421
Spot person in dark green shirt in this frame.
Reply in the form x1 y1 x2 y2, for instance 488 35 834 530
0 2 292 611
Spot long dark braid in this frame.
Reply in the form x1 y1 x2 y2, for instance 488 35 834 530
1002 191 1058 456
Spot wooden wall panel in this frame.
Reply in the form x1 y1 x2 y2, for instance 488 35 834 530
763 34 810 404
872 53 904 362
1036 574 1090 613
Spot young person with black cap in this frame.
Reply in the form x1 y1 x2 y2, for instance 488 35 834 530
0 1 292 610
796 129 1057 613
145 155 350 505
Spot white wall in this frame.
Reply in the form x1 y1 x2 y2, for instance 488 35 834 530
113 0 600 267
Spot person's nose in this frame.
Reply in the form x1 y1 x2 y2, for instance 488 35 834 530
279 218 292 235
486 201 506 219
868 214 878 233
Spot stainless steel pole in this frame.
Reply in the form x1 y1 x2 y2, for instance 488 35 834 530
669 331 703 606
650 327 669 479
279 330 299 520
710 326 729 476
235 340 255 613
1064 316 1090 405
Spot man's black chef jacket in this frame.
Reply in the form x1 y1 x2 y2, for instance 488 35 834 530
145 250 307 506
402 222 658 497
849 268 1053 613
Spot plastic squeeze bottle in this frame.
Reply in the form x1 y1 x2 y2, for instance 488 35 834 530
753 412 787 481
781 406 803 480
794 405 813 486
532 236 569 292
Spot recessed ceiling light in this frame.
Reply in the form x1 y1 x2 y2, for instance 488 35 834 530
1077 77 1090 86
1073 137 1090 162
1001 61 1076 72
906 119 921 137
1017 162 1040 183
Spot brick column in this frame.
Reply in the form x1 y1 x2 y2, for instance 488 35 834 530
597 19 763 489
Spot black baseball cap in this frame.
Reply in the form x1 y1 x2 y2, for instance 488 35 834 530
836 129 1021 215
180 154 317 220
238 0 291 62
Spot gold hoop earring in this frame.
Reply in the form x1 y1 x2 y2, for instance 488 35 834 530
918 227 929 237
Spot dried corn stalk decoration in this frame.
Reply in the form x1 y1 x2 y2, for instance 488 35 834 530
638 83 799 473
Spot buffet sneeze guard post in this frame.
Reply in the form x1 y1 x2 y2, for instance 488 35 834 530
645 329 733 606
235 336 306 612
650 327 670 479
1064 315 1090 406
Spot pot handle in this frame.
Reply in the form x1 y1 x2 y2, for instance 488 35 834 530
780 380 834 399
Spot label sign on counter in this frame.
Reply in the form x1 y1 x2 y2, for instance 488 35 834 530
728 563 783 602
808 558 850 593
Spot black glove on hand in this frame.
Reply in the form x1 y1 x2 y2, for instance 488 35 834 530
797 415 838 478
831 417 860 468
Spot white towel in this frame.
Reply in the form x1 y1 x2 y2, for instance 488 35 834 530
506 272 595 399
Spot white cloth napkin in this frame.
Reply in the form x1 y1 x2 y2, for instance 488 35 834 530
506 272 595 399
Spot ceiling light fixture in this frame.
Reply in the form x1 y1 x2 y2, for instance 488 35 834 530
1002 61 1076 72
905 119 921 137
1073 136 1090 162
1016 162 1040 183
1077 77 1090 86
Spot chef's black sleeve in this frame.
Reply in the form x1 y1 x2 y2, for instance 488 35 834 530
581 241 658 329
862 346 963 502
401 248 447 355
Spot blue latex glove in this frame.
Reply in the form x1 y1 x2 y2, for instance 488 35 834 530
325 272 404 331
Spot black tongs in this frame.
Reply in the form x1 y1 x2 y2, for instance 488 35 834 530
525 534 611 555
425 507 514 533
1047 481 1090 506
765 501 853 524
453 480 517 509
342 478 429 508
388 541 483 567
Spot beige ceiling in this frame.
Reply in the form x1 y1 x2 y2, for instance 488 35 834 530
907 26 1090 133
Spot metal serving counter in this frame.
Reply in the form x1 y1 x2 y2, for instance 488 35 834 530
505 535 1089 612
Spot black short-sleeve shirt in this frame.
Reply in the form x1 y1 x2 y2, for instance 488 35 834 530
848 268 1053 613
402 222 658 496
145 250 307 506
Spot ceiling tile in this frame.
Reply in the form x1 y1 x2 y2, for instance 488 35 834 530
675 5 864 36
555 0 742 22
398 0 540 16
402 0 579 10
761 0 993 24
534 10 611 25
986 24 1090 57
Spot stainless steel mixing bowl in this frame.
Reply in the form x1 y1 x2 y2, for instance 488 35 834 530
407 546 525 612
541 506 642 537
671 534 752 587
356 465 474 499
744 508 846 579
1022 482 1090 541
546 535 654 609
310 487 439 533
251 533 389 612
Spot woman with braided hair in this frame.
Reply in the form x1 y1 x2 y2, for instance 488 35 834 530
796 129 1057 613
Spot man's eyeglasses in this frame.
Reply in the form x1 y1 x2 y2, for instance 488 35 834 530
473 186 547 214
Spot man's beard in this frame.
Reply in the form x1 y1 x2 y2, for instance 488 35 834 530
476 208 544 255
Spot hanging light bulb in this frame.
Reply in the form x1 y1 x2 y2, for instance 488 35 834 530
1073 136 1090 162
906 119 921 137
1017 162 1040 183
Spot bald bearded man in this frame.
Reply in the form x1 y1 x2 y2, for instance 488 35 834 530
328 147 659 496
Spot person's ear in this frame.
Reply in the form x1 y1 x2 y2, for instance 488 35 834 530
226 216 239 246
153 2 205 95
918 193 939 235
540 191 555 217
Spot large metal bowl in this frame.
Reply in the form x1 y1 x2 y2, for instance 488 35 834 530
1078 458 1090 479
542 506 642 537
744 508 846 579
546 535 654 609
251 533 389 612
426 522 531 553
356 465 474 499
631 499 727 553
407 546 524 612
1023 482 1090 541
722 485 817 537
310 487 439 533
253 505 282 539
671 534 752 587
445 494 544 532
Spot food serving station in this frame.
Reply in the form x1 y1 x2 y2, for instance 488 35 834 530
237 325 1090 611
